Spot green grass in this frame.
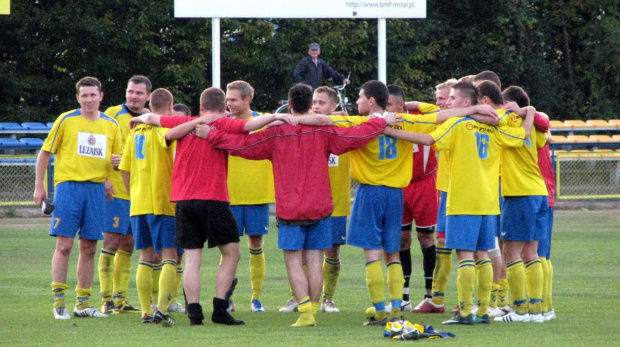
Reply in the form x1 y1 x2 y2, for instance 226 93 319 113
2 210 620 346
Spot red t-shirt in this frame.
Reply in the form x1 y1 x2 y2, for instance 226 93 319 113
407 110 437 181
537 143 556 207
208 119 386 221
160 116 247 202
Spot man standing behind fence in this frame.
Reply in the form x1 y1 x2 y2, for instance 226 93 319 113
34 76 122 319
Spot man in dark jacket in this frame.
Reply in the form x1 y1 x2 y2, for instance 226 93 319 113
293 43 350 90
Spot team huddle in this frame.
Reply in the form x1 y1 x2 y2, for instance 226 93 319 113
34 70 556 328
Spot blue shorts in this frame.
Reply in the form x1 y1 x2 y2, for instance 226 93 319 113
500 196 549 242
132 214 176 252
445 215 497 251
231 204 270 236
347 184 403 254
104 198 132 235
49 181 105 240
537 207 554 259
277 218 331 251
436 191 447 233
330 216 347 245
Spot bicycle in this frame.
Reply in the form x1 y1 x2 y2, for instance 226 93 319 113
275 73 356 115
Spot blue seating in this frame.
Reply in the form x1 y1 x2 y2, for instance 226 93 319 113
22 122 49 131
19 137 44 146
0 137 26 146
46 122 55 129
0 122 24 131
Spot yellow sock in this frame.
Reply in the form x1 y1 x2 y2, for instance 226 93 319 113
387 261 404 318
457 259 475 317
498 278 509 307
75 287 92 309
292 297 316 327
547 260 554 309
322 257 340 301
540 257 550 312
490 282 500 309
366 261 385 307
158 259 177 314
311 302 319 316
249 247 265 301
113 249 132 306
170 264 183 304
98 248 115 303
151 262 162 307
506 260 527 314
137 261 154 315
52 282 69 308
431 247 452 306
475 258 493 317
525 258 543 314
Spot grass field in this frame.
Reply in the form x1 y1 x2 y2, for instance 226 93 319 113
2 210 620 346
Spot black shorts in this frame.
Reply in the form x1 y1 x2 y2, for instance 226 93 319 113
175 200 240 249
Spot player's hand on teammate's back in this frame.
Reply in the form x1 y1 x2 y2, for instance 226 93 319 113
380 112 402 127
195 123 211 139
474 104 499 118
199 111 227 124
128 116 145 129
275 114 298 126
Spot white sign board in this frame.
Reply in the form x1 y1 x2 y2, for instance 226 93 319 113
175 0 426 19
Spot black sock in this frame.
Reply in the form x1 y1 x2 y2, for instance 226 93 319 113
187 303 204 326
212 297 244 325
400 248 412 301
422 245 436 295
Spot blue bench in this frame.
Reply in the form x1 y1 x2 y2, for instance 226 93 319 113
0 137 27 147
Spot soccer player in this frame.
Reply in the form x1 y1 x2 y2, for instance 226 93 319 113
384 81 535 325
387 84 439 312
98 75 151 314
224 81 275 313
490 82 549 323
314 86 351 313
204 83 395 327
328 80 443 325
277 86 351 314
502 85 556 321
119 88 178 326
34 76 122 319
129 87 298 326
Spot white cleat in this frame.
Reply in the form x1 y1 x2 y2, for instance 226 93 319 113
167 302 185 313
320 299 340 313
53 306 70 320
543 309 556 321
279 298 298 313
74 306 108 318
494 311 529 322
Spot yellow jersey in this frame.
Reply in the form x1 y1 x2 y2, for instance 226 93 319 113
499 112 548 196
227 155 276 205
328 152 351 217
331 113 437 188
43 109 121 186
431 117 526 215
119 124 175 216
104 104 137 200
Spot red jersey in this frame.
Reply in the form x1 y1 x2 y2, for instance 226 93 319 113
208 119 387 221
537 143 556 207
160 116 247 202
408 110 438 181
